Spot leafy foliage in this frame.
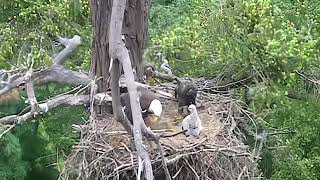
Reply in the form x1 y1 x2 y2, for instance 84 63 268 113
0 0 92 70
149 0 320 179
0 133 29 180
249 84 320 179
0 83 88 179
149 0 320 82
148 0 215 77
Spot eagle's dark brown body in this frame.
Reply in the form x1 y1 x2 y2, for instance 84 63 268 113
174 78 197 114
120 87 160 124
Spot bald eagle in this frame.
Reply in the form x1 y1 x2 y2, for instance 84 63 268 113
120 87 162 126
182 104 202 138
174 78 197 114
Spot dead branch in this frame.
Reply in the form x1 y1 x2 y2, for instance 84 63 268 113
296 70 320 85
0 93 112 125
144 65 177 81
53 35 82 65
24 70 41 117
0 35 89 97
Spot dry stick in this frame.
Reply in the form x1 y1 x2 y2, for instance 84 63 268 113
237 165 247 180
184 159 200 180
101 129 172 135
0 94 90 125
155 139 172 180
295 70 320 85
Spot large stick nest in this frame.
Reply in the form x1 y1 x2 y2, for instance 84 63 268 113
59 79 261 180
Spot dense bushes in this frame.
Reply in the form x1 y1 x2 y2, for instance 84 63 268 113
250 84 320 180
0 133 29 180
149 0 320 179
0 0 92 70
149 0 320 82
0 83 88 180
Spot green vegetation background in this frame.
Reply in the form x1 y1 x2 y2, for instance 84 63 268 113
0 0 320 179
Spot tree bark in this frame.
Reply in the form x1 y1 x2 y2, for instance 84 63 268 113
123 0 151 82
90 0 113 114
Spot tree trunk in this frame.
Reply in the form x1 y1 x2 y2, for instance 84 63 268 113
90 0 151 114
123 0 151 82
90 0 113 114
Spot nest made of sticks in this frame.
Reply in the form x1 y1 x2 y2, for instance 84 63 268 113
59 80 261 180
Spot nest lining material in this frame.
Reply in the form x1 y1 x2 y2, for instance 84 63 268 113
60 81 260 180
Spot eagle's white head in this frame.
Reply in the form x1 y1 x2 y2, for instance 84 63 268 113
149 99 162 117
188 104 197 113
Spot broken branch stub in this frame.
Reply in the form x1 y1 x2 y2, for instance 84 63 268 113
53 35 82 65
24 70 41 117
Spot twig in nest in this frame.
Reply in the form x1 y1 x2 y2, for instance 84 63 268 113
155 138 172 180
184 158 200 180
237 165 247 180
121 142 134 169
172 166 183 179
160 130 186 138
104 129 173 135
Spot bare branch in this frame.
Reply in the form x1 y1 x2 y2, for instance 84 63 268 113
0 93 112 125
53 35 82 65
0 71 23 95
0 65 90 97
144 65 177 81
0 35 86 97
160 59 173 76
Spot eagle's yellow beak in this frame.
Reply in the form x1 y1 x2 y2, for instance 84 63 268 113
149 114 160 123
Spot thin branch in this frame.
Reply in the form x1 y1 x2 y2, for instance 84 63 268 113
296 70 320 85
156 139 172 180
24 70 41 117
